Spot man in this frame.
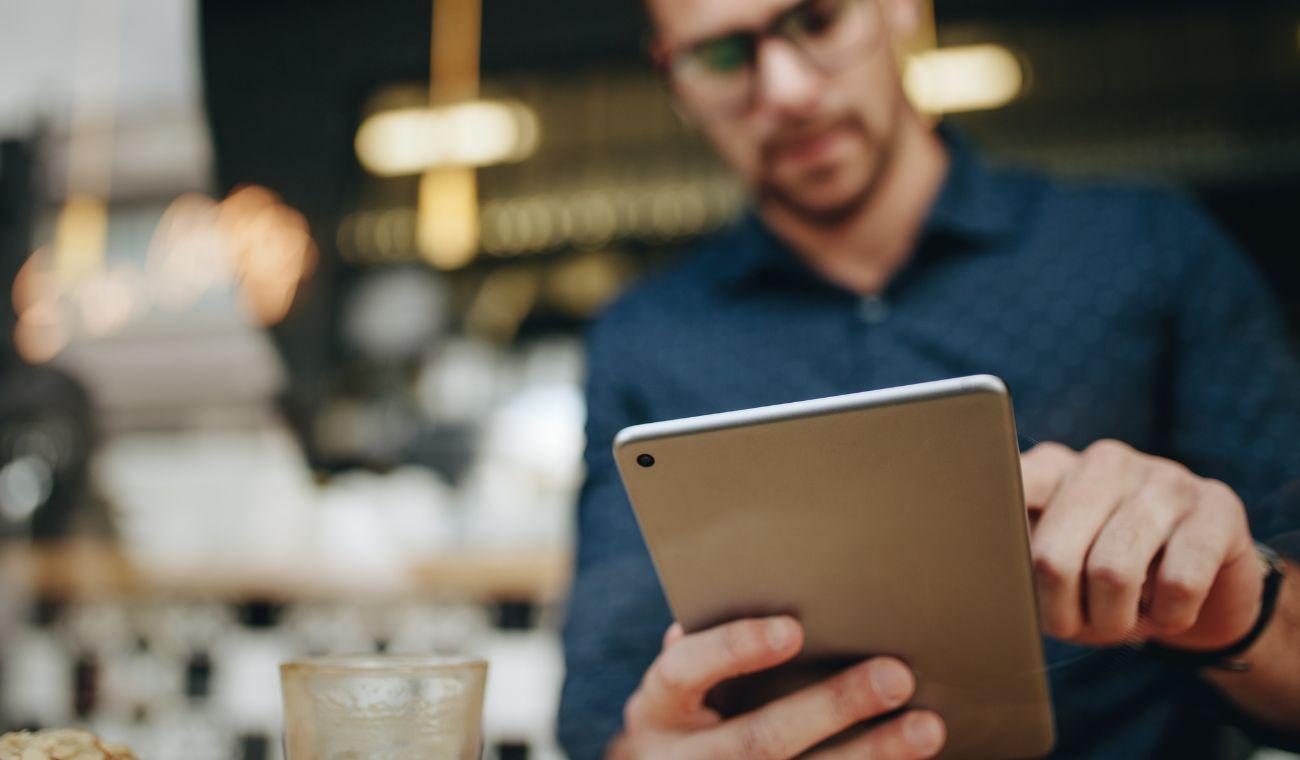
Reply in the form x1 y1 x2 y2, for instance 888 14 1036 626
559 0 1300 756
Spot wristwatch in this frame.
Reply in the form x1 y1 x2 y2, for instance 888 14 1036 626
1143 542 1288 672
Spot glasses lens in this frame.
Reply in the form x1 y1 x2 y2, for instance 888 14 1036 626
670 0 874 115
693 35 752 74
783 0 869 67
673 34 754 112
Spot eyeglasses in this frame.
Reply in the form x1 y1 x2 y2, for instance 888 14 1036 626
657 0 882 116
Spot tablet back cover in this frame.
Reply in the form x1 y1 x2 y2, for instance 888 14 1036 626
614 377 1054 759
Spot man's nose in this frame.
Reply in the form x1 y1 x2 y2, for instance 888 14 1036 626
754 37 822 117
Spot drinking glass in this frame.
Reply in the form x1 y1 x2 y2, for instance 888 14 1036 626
280 654 487 760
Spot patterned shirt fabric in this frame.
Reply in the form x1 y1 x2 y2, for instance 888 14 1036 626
558 131 1300 759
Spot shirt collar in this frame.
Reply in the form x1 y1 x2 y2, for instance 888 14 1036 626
922 126 1022 241
712 126 1022 291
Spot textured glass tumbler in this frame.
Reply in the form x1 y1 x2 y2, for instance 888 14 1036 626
280 655 487 760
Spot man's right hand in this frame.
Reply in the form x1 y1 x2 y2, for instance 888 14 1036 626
609 616 946 759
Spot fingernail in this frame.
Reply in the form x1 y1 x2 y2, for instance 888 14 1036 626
766 617 795 649
869 659 913 704
904 711 943 754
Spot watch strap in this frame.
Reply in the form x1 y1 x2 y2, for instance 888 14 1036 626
1143 542 1286 672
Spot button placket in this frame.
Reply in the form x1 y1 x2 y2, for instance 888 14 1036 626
857 295 890 325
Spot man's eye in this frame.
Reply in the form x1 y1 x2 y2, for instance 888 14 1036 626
695 37 750 73
791 0 845 36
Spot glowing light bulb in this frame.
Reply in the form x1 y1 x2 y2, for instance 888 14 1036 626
355 100 540 177
905 44 1024 114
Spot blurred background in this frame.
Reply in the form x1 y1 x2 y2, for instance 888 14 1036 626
0 0 1297 758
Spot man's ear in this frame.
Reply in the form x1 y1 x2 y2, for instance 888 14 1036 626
647 36 704 128
646 33 670 71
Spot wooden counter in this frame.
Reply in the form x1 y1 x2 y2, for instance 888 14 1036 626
0 540 571 602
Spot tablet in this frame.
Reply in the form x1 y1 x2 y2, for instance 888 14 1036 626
613 375 1054 759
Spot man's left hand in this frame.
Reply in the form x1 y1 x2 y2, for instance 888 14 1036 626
1022 440 1266 651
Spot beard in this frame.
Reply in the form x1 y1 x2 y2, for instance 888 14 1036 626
755 109 900 226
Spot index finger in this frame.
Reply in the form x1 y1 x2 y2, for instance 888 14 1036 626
638 616 803 720
1021 442 1076 510
663 622 685 649
686 657 927 760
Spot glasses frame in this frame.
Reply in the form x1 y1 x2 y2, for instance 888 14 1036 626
650 0 880 116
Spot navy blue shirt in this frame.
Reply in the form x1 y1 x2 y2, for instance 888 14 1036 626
559 136 1300 759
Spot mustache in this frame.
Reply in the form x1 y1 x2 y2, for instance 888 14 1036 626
761 116 864 157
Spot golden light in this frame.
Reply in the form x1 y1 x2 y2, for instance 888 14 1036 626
12 247 72 364
13 248 61 317
904 44 1024 114
11 127 316 347
355 100 540 177
52 196 109 283
545 250 633 317
79 264 140 337
220 186 319 326
356 0 495 269
141 185 318 327
418 168 479 270
465 266 539 343
14 301 70 365
146 192 228 311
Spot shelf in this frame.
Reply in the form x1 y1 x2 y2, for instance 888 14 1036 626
0 540 571 603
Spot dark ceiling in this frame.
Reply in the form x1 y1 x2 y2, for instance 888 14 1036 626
201 0 1294 77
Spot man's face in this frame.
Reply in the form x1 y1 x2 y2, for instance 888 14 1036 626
648 0 913 220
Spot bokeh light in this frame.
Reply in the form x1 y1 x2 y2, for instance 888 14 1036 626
355 100 540 177
905 44 1024 114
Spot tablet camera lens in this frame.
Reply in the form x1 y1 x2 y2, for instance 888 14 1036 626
637 453 655 468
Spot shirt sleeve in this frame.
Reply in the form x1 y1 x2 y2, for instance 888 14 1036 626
1159 193 1300 542
558 313 674 760
1158 195 1300 750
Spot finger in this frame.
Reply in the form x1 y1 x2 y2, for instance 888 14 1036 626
1031 440 1138 639
635 616 802 722
1145 487 1239 636
801 710 946 760
685 658 921 760
664 622 685 650
1082 465 1193 643
1020 442 1075 512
